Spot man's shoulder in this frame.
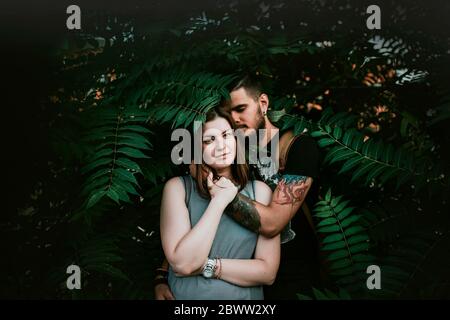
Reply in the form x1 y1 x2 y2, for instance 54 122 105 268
280 130 318 156
281 131 320 178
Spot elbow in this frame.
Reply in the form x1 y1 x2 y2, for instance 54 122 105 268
260 225 280 238
171 261 201 276
172 263 194 276
262 273 277 286
259 263 278 285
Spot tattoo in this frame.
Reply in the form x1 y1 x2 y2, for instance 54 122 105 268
224 194 261 233
272 175 309 205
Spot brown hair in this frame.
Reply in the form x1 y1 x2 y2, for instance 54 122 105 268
230 74 263 101
193 102 249 198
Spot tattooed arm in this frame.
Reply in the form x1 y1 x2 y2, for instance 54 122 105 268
224 174 313 237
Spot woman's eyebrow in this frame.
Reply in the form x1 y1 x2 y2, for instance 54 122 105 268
203 129 233 138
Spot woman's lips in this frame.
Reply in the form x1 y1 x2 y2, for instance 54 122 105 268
217 153 230 158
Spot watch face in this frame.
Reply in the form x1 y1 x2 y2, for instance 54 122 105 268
202 259 215 278
204 268 214 278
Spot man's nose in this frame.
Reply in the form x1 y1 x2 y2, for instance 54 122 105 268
231 111 240 124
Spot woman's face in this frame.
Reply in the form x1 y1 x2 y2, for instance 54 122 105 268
202 117 236 169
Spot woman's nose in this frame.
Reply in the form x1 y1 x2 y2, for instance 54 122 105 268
215 137 226 152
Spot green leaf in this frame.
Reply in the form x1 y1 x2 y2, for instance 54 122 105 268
113 179 140 196
328 249 349 261
317 217 338 228
331 195 344 207
347 234 368 245
312 288 330 300
342 130 354 145
120 125 151 134
338 157 364 174
325 189 332 202
323 146 346 164
318 138 336 148
333 126 343 140
81 176 109 196
311 130 326 138
349 242 370 254
81 157 112 174
106 189 121 204
109 184 132 203
322 240 346 251
117 147 150 159
340 215 361 228
113 168 139 185
344 226 365 237
318 224 341 233
350 162 377 183
116 157 142 173
322 233 344 244
89 148 114 161
365 165 386 185
329 258 352 270
86 190 107 208
328 149 356 164
118 138 152 150
334 200 351 213
337 207 356 220
297 293 313 300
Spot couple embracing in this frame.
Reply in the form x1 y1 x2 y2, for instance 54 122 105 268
156 76 320 300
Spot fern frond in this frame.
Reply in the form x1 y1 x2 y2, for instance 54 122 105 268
144 71 237 128
314 189 374 292
311 109 441 190
80 106 152 210
374 232 450 299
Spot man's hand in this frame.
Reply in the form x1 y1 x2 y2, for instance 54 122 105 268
154 283 175 300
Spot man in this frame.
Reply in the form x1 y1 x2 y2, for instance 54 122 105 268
155 75 321 299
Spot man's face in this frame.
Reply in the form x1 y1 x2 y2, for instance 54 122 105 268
229 88 266 137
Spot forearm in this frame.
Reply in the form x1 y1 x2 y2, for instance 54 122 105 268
170 199 227 274
219 258 276 286
225 194 291 237
224 194 262 233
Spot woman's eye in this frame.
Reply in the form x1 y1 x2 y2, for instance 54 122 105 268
223 132 233 138
203 136 215 144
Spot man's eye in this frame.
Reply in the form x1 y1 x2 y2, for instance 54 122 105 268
223 132 233 138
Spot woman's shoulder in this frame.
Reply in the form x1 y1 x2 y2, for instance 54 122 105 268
164 175 187 191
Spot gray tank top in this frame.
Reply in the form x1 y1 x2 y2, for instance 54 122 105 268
168 175 264 300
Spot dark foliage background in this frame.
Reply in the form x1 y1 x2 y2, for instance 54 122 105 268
1 0 449 299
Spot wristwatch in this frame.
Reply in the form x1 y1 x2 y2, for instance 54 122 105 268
202 258 217 279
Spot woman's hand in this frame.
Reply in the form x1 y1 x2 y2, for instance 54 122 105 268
207 172 238 205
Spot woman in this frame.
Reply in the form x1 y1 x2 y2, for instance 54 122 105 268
160 105 280 300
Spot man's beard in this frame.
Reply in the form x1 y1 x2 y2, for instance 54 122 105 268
255 104 266 131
